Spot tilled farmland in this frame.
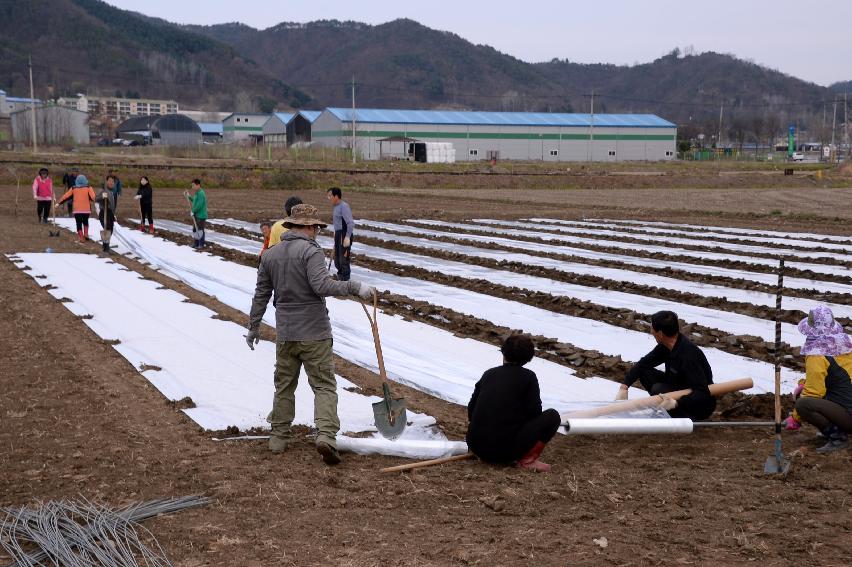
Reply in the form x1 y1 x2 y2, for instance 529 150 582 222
1 183 851 566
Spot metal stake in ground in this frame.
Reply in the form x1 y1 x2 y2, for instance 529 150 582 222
765 258 791 475
361 289 407 440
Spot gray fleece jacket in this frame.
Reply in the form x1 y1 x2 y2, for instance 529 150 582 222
249 231 360 341
95 188 115 214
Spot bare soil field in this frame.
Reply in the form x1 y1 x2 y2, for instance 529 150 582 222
2 173 852 566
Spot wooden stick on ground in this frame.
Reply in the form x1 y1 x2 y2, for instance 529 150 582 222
380 452 476 473
561 378 753 421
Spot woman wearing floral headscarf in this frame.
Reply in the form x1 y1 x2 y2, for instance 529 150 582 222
784 306 852 453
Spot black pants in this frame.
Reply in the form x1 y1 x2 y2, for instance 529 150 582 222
66 199 73 217
796 397 852 433
635 368 716 420
194 218 206 247
469 408 561 464
140 202 153 225
333 230 351 281
36 200 51 222
74 213 89 231
98 207 115 232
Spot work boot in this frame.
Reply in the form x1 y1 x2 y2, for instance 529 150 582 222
139 224 146 231
148 223 155 234
83 226 89 240
268 436 290 454
316 440 341 466
77 230 84 243
816 426 849 454
101 241 110 253
516 441 551 472
191 239 199 249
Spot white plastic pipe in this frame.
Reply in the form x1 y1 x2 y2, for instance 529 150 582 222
564 418 694 435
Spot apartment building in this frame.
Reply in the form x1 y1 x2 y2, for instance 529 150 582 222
58 94 178 120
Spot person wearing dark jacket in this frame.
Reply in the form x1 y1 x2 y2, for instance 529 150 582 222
61 168 78 217
135 176 154 233
617 310 715 420
95 183 116 253
466 335 562 472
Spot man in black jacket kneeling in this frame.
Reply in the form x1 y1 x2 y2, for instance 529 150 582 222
617 310 716 420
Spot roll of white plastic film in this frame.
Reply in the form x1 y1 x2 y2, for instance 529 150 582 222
564 418 694 435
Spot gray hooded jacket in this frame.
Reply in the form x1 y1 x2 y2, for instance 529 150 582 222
249 231 360 341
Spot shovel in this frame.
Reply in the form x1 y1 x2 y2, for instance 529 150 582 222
361 290 407 440
48 198 60 237
764 259 791 475
100 193 112 245
184 190 203 240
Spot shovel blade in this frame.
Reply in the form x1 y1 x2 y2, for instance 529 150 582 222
101 230 112 242
372 397 407 440
763 454 791 475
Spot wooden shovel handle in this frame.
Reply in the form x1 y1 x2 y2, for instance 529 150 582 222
360 290 388 382
380 452 476 473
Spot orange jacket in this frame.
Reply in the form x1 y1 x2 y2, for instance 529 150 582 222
58 186 96 215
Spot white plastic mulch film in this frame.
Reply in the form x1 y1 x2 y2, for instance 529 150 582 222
203 217 805 393
9 251 465 460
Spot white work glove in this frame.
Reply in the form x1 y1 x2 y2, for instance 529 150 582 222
134 194 142 200
343 235 351 248
357 283 376 300
614 386 628 401
183 190 190 199
189 212 195 218
245 328 260 350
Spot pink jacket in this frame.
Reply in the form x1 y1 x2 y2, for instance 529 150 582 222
32 176 53 201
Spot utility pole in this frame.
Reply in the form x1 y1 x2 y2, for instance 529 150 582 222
717 102 724 151
28 55 37 153
351 75 356 165
831 97 837 162
845 91 849 160
584 90 595 161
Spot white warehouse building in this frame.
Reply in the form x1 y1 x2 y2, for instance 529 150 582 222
311 108 677 162
222 112 270 143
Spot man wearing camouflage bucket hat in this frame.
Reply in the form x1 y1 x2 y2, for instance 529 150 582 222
247 204 376 465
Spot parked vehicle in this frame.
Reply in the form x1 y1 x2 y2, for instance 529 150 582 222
791 152 805 161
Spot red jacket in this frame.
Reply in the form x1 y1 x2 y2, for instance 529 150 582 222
32 176 53 201
58 186 96 215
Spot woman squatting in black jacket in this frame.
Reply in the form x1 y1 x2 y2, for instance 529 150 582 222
466 335 562 472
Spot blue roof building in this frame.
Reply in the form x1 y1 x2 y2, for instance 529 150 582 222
312 107 677 162
1 89 42 116
261 110 325 146
262 112 295 145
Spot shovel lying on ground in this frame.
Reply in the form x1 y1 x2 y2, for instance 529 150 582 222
361 290 407 440
765 259 791 475
48 198 60 237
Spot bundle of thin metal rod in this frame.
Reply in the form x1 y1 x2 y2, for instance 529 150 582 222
0 495 209 566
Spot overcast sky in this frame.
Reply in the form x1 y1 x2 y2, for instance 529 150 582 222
105 0 851 86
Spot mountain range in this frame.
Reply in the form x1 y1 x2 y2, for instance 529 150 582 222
1 0 848 131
